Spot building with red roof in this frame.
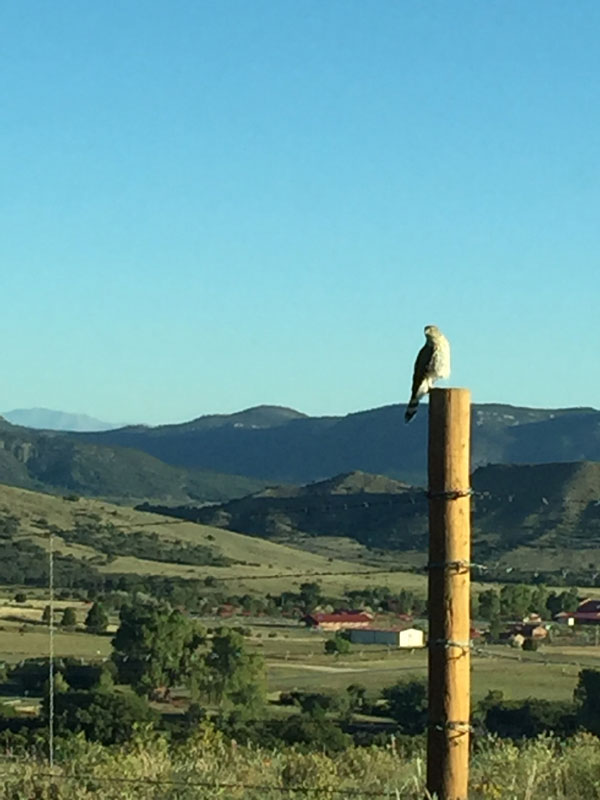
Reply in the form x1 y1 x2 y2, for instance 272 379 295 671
302 612 373 631
557 598 600 625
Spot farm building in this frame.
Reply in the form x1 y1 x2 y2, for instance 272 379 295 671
557 598 600 625
512 622 548 640
348 627 425 648
303 612 373 631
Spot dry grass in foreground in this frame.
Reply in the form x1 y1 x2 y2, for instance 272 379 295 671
2 724 600 799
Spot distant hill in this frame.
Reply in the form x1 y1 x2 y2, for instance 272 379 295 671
0 418 264 504
254 471 412 499
74 402 600 485
3 408 120 432
142 464 600 576
0 483 403 596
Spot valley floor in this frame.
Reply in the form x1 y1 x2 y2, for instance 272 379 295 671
0 609 593 707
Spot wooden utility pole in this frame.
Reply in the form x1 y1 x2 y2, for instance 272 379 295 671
427 388 471 800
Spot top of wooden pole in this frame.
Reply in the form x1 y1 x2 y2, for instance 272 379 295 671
428 389 471 493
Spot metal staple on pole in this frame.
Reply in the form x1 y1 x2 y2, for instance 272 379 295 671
430 721 473 733
426 488 473 500
425 559 485 572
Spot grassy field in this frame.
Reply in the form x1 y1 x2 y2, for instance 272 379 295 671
246 627 584 702
0 596 115 664
0 605 589 705
0 619 112 663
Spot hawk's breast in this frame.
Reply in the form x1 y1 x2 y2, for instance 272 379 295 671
431 337 451 380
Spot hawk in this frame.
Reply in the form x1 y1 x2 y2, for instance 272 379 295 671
404 325 451 423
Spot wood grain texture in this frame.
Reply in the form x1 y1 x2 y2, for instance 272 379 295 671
427 388 471 800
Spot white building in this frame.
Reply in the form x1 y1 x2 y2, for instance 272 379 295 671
348 627 425 648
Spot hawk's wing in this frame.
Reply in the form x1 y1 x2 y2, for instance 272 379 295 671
410 341 433 399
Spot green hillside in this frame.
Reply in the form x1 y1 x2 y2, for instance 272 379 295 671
148 463 600 578
0 419 263 503
0 483 425 596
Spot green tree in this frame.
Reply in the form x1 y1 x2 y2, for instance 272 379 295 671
43 671 69 699
485 698 577 739
13 592 26 604
196 627 265 715
64 660 116 691
324 634 351 655
546 589 579 617
10 659 49 693
546 591 561 617
500 584 531 619
113 603 204 697
382 678 427 735
575 668 600 735
292 691 339 719
41 605 51 625
529 585 548 615
396 589 417 615
298 582 322 612
60 607 77 628
560 588 580 613
477 589 500 621
85 602 109 633
346 683 367 712
487 616 503 643
43 688 156 745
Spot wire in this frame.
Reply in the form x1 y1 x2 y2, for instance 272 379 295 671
211 568 413 583
0 769 405 797
471 645 586 670
69 489 600 533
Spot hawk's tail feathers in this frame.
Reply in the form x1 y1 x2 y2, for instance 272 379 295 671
404 398 419 423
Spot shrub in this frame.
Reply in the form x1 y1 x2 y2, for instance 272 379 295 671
324 635 350 655
60 607 77 628
85 602 109 633
485 698 578 739
43 688 156 745
381 678 427 735
277 715 351 753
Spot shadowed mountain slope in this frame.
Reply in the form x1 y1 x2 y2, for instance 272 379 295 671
74 403 600 485
0 418 264 503
140 463 600 575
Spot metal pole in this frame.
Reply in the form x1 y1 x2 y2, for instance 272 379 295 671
426 388 471 800
48 529 54 770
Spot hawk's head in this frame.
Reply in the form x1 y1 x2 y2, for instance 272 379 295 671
424 324 441 339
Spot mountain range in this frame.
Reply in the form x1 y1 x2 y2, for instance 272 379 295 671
0 400 599 577
0 416 263 504
2 408 119 432
73 402 600 485
0 401 599 510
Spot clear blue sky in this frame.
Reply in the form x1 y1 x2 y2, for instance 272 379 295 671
2 1 599 424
